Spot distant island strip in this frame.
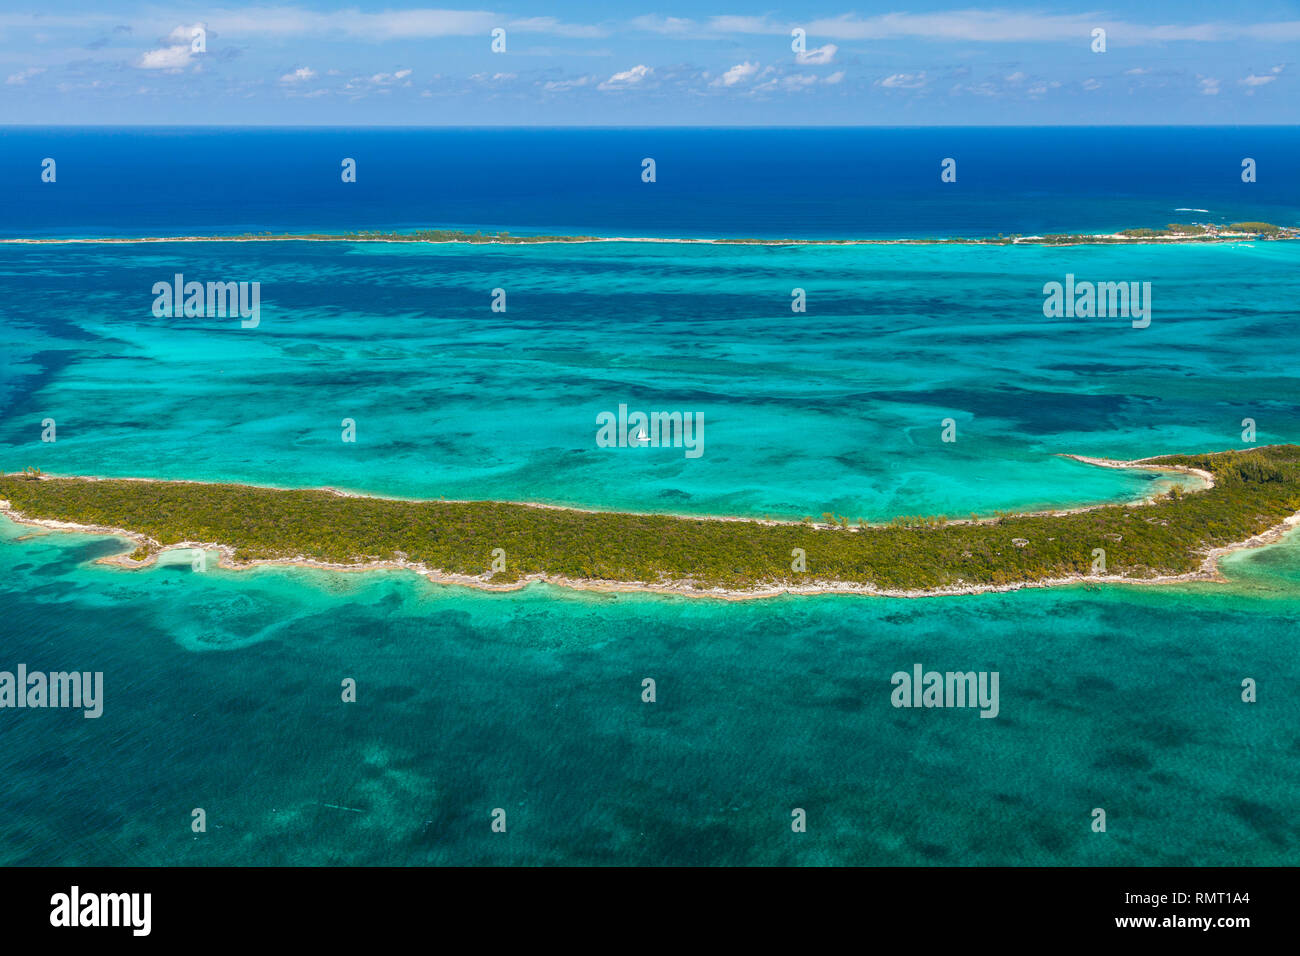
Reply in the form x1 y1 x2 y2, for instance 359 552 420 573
1 222 1295 246
3 447 1299 599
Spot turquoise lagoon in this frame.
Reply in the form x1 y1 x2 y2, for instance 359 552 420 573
1 238 1298 866
4 240 1298 517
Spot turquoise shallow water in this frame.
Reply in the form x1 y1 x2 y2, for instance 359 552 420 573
0 515 1297 866
3 241 1298 519
2 237 1299 866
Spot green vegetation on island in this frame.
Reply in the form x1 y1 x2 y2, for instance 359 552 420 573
326 221 1295 245
223 229 602 243
7 222 1294 246
341 229 600 243
1118 222 1281 239
3 446 1299 594
1119 224 1208 238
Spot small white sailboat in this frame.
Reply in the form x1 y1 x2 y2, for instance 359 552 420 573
635 428 650 444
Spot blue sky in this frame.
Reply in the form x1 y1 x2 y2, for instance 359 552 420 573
2 2 1297 124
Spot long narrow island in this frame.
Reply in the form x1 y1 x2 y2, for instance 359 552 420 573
1 222 1295 247
2 446 1298 598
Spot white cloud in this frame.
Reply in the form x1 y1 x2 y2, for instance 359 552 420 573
1197 76 1221 95
1082 77 1101 90
367 69 415 85
1239 73 1278 86
542 75 591 91
137 45 193 70
5 67 46 85
877 71 928 89
160 9 601 40
1005 71 1026 83
808 12 1104 41
1124 67 1150 75
7 8 1300 50
630 15 695 35
750 69 841 93
165 23 206 45
501 16 605 39
796 44 837 65
599 64 651 90
713 61 760 87
280 67 316 83
705 12 1300 43
705 16 781 35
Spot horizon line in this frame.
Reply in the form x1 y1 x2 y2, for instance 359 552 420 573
2 123 1299 130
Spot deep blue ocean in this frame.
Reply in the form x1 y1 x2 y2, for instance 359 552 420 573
1 126 1298 239
1 128 1298 866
